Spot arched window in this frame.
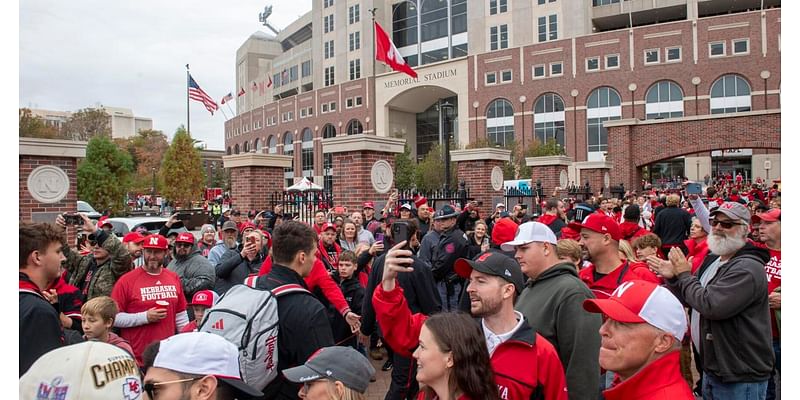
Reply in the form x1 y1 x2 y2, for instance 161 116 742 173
486 99 514 147
533 93 566 150
283 132 294 187
254 138 262 152
226 146 231 155
243 140 250 153
234 144 240 154
710 74 751 114
346 120 363 135
322 123 337 139
301 128 314 177
646 81 684 119
586 87 621 160
267 135 277 154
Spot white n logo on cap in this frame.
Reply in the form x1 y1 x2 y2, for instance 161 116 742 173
612 281 635 298
149 237 159 245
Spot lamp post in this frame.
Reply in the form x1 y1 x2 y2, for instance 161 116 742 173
760 70 771 110
472 100 480 142
570 89 579 160
691 77 701 116
151 167 156 198
441 100 455 191
519 95 527 150
628 83 637 119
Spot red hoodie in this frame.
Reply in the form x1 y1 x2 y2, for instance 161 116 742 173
374 285 569 400
684 237 709 274
619 221 648 242
258 257 351 316
579 260 661 299
106 332 135 358
603 351 694 400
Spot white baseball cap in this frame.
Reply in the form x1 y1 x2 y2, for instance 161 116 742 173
496 203 506 209
20 341 143 400
583 279 688 340
153 332 262 398
500 221 557 251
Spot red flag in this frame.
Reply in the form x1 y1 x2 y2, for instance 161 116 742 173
237 87 245 97
374 21 417 78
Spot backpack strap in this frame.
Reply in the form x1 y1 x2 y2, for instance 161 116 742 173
272 283 310 297
243 275 259 288
616 261 630 286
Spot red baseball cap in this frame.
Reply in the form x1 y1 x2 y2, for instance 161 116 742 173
567 213 622 241
142 234 169 250
363 202 375 209
414 196 428 208
122 232 146 244
239 222 256 234
321 222 337 232
583 280 687 340
175 232 195 244
98 216 113 228
189 290 219 308
491 218 519 246
752 208 780 223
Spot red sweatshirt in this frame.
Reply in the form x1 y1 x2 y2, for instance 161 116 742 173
579 260 661 299
603 351 694 400
374 285 568 400
684 238 709 274
258 256 351 316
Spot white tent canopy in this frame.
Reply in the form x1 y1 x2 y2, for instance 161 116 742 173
285 177 323 192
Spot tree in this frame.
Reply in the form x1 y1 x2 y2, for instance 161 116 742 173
19 108 60 139
77 136 134 215
160 126 205 207
62 108 111 141
210 165 231 191
394 144 416 191
414 143 457 192
119 129 169 193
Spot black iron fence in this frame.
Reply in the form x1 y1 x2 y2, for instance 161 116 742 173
268 190 335 226
397 182 473 211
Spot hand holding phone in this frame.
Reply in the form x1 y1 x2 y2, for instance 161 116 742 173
391 221 411 251
63 213 83 226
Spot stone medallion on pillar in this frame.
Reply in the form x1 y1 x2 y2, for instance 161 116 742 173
322 134 406 211
451 148 512 209
223 153 293 211
525 155 574 198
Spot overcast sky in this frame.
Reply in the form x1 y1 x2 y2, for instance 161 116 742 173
19 0 312 150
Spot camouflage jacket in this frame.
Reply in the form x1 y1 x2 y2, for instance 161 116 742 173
63 230 132 300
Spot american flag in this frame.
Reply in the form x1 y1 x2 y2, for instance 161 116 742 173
188 74 218 115
220 92 233 105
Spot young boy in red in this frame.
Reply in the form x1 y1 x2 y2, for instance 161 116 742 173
180 289 219 333
81 296 134 356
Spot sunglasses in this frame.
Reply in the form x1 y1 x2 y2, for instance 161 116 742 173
709 219 743 229
144 377 200 399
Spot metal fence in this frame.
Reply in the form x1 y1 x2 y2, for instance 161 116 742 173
397 182 473 211
268 190 335 226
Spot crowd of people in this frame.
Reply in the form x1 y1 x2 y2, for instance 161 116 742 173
19 177 780 400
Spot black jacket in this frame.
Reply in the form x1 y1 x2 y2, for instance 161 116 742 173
653 206 692 245
430 226 469 281
667 243 774 383
19 273 63 376
361 253 441 337
214 247 266 294
256 264 334 399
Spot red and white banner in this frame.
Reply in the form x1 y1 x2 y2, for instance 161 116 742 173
374 21 417 79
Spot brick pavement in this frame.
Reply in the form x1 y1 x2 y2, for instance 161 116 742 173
365 355 393 400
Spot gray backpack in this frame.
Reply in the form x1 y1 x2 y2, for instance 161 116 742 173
199 283 308 391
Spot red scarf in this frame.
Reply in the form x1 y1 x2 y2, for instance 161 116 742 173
317 239 342 271
19 275 45 299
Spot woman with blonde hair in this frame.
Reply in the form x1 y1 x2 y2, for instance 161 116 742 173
285 346 375 400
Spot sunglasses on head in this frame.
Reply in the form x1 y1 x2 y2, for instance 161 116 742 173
709 219 743 229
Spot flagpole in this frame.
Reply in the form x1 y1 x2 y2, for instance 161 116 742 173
186 64 190 135
227 102 235 117
369 7 377 135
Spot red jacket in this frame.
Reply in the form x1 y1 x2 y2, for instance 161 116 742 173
684 237 709 274
374 285 568 400
258 257 351 316
579 260 661 299
619 221 649 242
317 239 342 272
603 351 694 400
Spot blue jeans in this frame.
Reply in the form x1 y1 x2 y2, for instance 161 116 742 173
436 280 462 312
703 372 767 400
766 339 780 400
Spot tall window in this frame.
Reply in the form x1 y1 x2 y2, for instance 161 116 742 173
489 0 508 15
283 132 294 187
233 144 240 154
486 99 515 147
646 81 684 119
301 60 312 78
324 41 335 59
538 15 557 42
243 140 250 153
227 146 231 155
347 119 363 135
586 87 621 160
349 32 361 51
324 0 333 7
322 124 336 192
301 128 314 177
420 0 448 43
490 25 508 50
533 93 566 149
254 138 262 153
267 135 277 154
324 66 335 87
324 14 334 33
392 2 417 48
710 74 751 114
349 59 361 80
349 4 360 24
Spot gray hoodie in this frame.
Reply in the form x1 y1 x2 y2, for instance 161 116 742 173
167 243 215 298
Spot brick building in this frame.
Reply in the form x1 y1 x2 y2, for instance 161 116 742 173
224 1 780 205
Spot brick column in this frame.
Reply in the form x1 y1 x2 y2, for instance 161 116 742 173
20 138 87 244
525 155 574 198
323 134 406 211
574 161 614 197
606 119 638 190
223 153 292 211
451 148 511 209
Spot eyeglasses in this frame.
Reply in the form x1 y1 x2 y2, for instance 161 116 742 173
144 377 201 399
709 219 743 229
175 242 193 248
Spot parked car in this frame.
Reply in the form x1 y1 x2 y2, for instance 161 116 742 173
105 217 189 238
77 201 103 220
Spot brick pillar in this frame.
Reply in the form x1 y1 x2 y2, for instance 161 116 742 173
223 153 292 211
525 156 574 199
451 148 511 209
323 134 406 211
20 138 87 244
606 119 638 190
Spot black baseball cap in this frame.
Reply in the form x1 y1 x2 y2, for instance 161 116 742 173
283 346 375 394
454 252 525 294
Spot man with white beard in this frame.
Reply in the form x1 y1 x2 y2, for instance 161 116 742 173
648 202 774 399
